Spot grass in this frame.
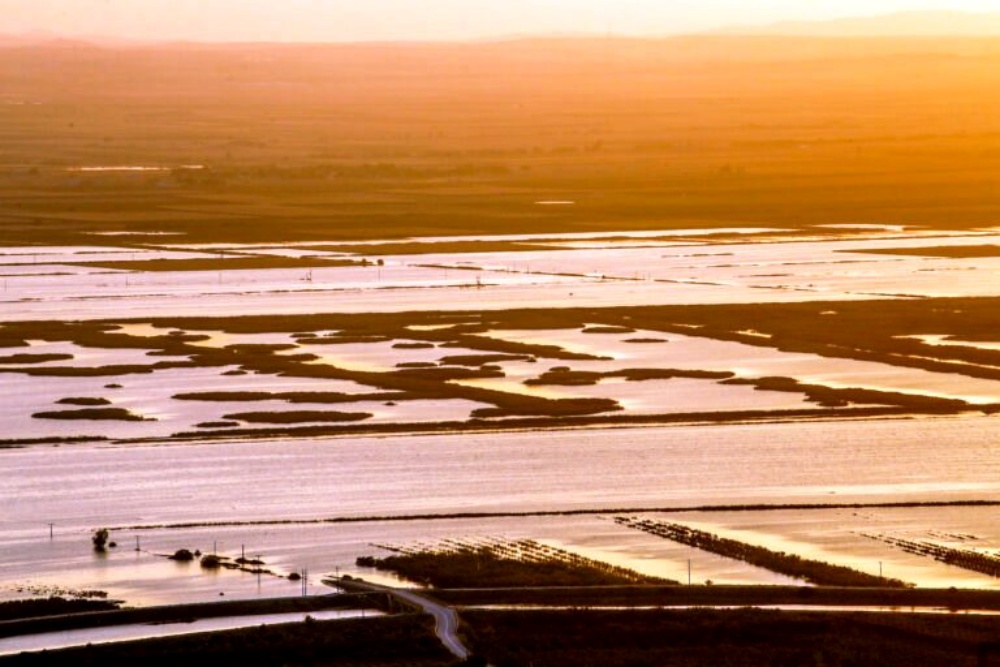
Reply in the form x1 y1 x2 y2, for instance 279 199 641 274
0 615 454 667
460 608 1000 667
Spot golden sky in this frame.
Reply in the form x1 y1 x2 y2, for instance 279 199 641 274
4 0 1000 42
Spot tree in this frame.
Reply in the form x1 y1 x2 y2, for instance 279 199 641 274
92 528 109 552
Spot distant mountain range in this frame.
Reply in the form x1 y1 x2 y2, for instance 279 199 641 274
5 11 1000 47
721 10 1000 37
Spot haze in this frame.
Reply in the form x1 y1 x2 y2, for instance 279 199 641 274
6 0 1000 42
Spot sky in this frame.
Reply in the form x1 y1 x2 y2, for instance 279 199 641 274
4 0 1000 42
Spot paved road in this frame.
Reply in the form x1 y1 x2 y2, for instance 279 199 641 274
386 587 469 660
336 579 470 661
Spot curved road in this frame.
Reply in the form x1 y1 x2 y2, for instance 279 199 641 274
336 579 470 661
386 587 469 661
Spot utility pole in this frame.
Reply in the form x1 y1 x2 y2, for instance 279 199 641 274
48 523 54 540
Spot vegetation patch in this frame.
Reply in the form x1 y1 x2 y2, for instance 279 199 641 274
4 362 193 377
316 240 557 255
861 532 1000 578
526 368 734 386
72 256 359 272
616 517 908 588
470 397 620 418
394 366 504 381
56 397 112 406
0 614 451 666
581 325 636 334
296 335 393 345
842 244 1000 258
174 390 409 404
222 410 372 424
32 407 151 422
359 537 673 588
0 597 120 622
0 353 74 364
722 376 975 411
438 353 533 366
461 608 1000 667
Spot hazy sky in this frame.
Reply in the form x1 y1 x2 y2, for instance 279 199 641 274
5 0 1000 42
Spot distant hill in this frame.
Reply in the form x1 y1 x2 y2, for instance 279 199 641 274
721 11 1000 37
0 31 144 48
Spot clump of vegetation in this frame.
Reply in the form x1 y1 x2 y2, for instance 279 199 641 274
195 421 240 429
200 554 223 569
92 529 110 552
169 549 195 562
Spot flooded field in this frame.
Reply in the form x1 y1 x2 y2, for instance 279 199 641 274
2 228 1000 321
1 417 999 604
2 227 999 607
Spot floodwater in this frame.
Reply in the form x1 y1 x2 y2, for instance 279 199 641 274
0 608 374 656
2 227 1000 610
2 229 1000 321
1 417 998 604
